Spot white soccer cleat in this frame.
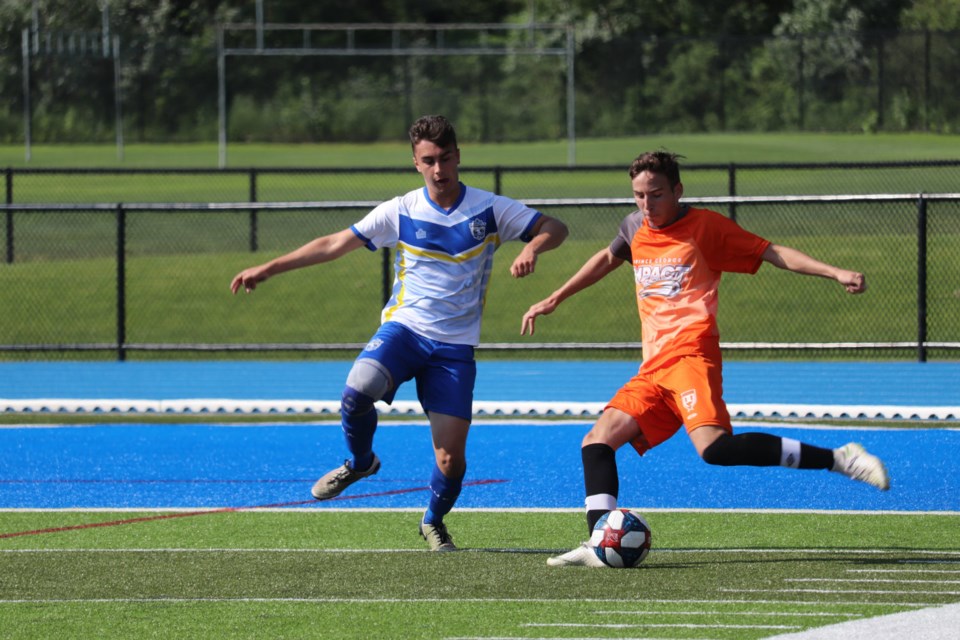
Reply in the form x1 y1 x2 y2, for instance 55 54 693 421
547 543 607 568
311 454 381 500
832 442 890 491
419 521 457 552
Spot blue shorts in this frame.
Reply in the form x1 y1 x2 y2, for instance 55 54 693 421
355 321 476 420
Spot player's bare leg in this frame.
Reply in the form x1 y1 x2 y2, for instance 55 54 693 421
419 412 469 551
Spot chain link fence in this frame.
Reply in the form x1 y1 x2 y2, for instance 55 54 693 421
6 161 960 204
4 27 960 144
1 165 958 362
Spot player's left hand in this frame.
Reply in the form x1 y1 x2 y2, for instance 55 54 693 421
839 270 867 294
510 249 538 278
520 297 558 335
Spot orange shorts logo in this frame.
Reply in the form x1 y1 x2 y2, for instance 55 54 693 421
681 389 698 416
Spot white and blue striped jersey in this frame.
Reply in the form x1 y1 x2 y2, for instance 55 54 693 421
350 183 542 346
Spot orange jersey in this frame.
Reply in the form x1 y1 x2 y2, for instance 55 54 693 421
610 206 770 372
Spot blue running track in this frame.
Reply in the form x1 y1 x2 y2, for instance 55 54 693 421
1 422 956 512
2 360 960 405
1 360 958 512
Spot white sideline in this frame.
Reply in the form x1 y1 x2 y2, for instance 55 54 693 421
1 399 958 421
767 601 960 639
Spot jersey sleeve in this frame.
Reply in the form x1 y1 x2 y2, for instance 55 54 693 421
609 211 643 261
350 198 400 251
700 210 770 274
493 195 542 243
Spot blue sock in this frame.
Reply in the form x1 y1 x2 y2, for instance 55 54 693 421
422 464 464 525
341 391 377 472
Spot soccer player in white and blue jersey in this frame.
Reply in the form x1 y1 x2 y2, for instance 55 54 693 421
231 115 568 550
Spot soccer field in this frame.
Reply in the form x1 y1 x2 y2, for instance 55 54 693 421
3 131 959 638
1 417 958 639
2 510 958 639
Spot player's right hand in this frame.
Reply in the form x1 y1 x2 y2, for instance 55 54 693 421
230 266 269 294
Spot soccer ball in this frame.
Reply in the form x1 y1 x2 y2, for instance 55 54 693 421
589 508 652 568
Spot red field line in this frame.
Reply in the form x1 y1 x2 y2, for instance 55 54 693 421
0 478 508 539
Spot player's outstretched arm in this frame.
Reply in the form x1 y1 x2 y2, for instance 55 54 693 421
230 228 365 294
762 243 867 294
510 215 569 278
521 247 624 335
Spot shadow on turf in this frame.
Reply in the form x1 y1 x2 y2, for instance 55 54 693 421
464 547 563 554
461 547 960 569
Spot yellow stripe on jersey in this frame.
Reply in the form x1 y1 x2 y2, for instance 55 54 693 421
382 250 408 321
395 234 501 263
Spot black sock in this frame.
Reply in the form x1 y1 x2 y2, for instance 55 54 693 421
796 442 835 469
702 432 834 469
582 443 618 533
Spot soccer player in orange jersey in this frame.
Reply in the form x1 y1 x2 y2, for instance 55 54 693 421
521 150 889 567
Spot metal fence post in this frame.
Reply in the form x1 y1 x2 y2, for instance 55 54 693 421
21 29 32 163
116 203 127 361
797 36 805 130
249 168 258 252
916 195 927 363
876 38 885 130
923 30 931 131
727 163 737 222
4 168 12 264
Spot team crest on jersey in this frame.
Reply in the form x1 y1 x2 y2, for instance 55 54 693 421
468 217 487 241
681 389 698 415
634 263 692 299
416 229 427 240
640 280 683 298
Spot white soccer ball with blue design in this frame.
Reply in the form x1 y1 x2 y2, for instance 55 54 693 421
589 508 652 568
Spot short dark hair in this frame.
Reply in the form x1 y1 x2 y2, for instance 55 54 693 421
628 150 683 187
409 115 458 151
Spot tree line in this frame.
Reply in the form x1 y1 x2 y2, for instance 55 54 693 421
1 0 958 144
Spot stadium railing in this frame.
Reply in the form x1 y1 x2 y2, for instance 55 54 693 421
1 193 959 362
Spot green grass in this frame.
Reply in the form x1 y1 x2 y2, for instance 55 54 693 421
2 134 959 360
2 230 955 353
4 131 960 168
1 510 957 639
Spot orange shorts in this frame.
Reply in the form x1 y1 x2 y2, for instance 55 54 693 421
605 354 732 456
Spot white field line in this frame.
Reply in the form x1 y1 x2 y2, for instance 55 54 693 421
765 601 960 640
849 569 960 574
787 578 960 584
724 588 960 596
0 419 956 431
3 507 960 516
592 610 859 618
0 597 941 607
446 637 672 640
446 637 674 640
524 622 801 630
3 547 960 558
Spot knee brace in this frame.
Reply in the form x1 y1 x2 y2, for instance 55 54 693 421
342 358 392 415
341 386 375 416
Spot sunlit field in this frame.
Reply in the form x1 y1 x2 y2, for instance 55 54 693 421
3 131 960 168
1 510 958 640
